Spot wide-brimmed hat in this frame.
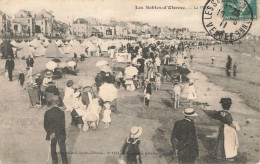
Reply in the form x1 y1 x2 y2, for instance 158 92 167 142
32 82 38 87
19 69 23 73
130 126 143 138
45 71 53 77
219 98 232 104
48 81 55 85
36 73 41 77
183 108 198 117
67 80 74 87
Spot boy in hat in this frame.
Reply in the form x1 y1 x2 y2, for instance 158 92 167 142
171 108 199 163
18 69 25 90
35 73 42 87
120 126 143 164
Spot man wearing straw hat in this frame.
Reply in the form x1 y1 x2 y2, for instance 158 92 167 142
44 96 68 164
171 108 199 163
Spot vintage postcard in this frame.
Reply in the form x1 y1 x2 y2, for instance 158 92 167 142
0 0 259 163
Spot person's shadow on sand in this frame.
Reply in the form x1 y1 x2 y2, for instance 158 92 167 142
66 125 81 164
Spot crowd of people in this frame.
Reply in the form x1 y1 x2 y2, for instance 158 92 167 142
2 38 242 164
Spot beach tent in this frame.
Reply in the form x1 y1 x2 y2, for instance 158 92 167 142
69 41 86 58
35 44 46 56
37 34 48 41
66 35 76 40
45 42 66 58
43 40 49 48
56 40 63 46
10 40 20 47
28 38 40 47
17 43 34 58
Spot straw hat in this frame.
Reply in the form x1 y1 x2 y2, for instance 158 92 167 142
45 71 53 77
36 73 41 77
32 82 38 87
130 126 143 138
19 69 23 73
183 108 198 117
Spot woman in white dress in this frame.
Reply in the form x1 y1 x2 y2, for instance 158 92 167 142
63 80 75 112
187 79 197 107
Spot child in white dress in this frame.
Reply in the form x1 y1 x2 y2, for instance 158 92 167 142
103 102 111 128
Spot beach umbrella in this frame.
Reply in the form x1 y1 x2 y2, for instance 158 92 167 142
46 61 58 71
59 62 67 68
67 61 76 67
100 65 112 73
99 83 117 102
96 60 108 67
52 58 61 63
125 66 138 77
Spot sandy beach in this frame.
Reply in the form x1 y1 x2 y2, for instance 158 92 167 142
0 51 259 163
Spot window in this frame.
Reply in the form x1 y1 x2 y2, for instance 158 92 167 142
28 19 30 23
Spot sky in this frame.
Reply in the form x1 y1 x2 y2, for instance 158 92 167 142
0 0 259 36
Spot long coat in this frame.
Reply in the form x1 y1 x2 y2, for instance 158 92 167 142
171 118 199 160
44 107 66 140
5 59 15 70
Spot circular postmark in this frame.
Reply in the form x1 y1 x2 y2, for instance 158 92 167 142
202 0 253 43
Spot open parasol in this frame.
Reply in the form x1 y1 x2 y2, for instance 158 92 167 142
96 60 108 67
67 61 76 67
125 66 138 78
100 65 112 73
99 83 117 102
46 61 58 71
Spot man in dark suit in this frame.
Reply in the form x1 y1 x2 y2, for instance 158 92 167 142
171 108 199 163
5 56 15 81
44 96 68 164
26 56 34 67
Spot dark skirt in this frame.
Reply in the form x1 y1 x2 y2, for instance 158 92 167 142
214 124 226 160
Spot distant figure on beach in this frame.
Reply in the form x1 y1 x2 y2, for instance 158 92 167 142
172 80 182 109
213 98 240 162
187 79 197 107
226 55 232 76
233 63 238 77
211 56 215 65
5 56 15 81
171 108 199 163
190 54 193 63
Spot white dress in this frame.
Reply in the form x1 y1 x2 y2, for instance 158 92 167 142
103 109 111 123
187 85 197 100
63 87 75 111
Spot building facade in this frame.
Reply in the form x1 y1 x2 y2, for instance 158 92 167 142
12 10 34 36
71 18 91 38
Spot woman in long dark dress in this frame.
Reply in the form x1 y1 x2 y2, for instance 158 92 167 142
213 98 239 161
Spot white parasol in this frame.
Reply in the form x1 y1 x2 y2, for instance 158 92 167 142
99 83 117 102
100 65 112 73
46 61 58 71
67 61 76 67
96 60 108 67
125 66 138 78
59 62 67 68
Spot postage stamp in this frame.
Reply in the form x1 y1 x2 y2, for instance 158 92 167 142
202 0 253 42
223 0 258 20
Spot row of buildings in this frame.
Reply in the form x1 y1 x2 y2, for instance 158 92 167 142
1 9 257 41
0 10 68 37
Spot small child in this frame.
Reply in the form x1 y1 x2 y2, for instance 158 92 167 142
133 75 139 89
103 102 111 128
155 73 161 91
18 70 25 90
